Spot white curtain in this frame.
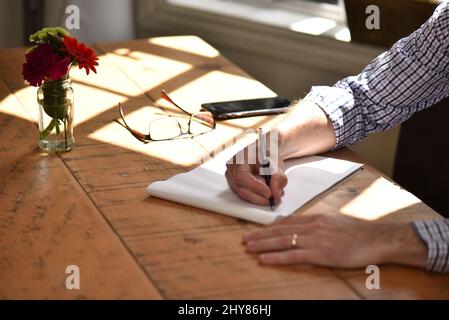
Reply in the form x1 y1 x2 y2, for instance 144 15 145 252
44 0 135 43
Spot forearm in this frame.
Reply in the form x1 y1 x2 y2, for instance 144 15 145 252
274 100 336 160
371 219 449 273
380 222 427 269
279 2 449 154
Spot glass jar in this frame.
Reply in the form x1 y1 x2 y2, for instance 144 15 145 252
37 77 74 152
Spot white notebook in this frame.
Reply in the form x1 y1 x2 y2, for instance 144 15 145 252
147 144 363 225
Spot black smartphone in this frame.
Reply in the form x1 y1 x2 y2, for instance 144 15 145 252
201 96 291 120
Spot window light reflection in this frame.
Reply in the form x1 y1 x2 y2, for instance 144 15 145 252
290 17 336 35
340 177 421 220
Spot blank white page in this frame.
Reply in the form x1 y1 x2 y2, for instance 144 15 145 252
147 146 363 225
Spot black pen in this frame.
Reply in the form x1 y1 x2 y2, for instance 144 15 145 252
258 128 275 211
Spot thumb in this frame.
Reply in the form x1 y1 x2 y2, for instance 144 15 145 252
270 167 287 201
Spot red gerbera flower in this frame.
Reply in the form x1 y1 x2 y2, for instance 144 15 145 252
63 36 99 75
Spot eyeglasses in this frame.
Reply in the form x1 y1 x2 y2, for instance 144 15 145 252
117 90 216 143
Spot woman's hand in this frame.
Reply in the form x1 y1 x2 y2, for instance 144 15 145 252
243 214 428 269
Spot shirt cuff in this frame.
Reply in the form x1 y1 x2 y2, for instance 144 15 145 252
412 220 449 273
303 83 365 148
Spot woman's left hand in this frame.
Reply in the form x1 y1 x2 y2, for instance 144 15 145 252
243 213 427 269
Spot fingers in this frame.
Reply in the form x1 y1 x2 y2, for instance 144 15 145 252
226 162 274 206
271 213 322 226
226 162 271 197
243 214 326 244
259 249 316 265
226 173 272 206
243 225 308 243
246 234 310 253
237 170 271 199
231 183 270 206
242 214 322 266
226 165 287 206
246 235 292 252
243 225 318 265
225 142 288 207
270 169 288 201
254 157 287 202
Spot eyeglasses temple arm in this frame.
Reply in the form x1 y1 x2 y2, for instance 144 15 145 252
118 103 151 142
161 89 194 116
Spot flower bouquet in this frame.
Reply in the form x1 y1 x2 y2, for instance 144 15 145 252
22 27 99 152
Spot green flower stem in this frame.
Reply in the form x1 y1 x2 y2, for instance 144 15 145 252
64 117 68 149
38 78 73 151
40 118 58 140
55 121 60 135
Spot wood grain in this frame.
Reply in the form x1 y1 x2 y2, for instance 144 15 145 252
0 73 161 299
92 37 449 299
1 36 448 299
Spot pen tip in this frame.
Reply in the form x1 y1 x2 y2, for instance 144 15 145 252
269 198 275 211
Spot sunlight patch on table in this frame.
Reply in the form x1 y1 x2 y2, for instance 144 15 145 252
113 48 131 55
148 36 220 58
340 177 421 220
152 69 279 154
70 81 131 125
155 70 276 115
290 17 336 35
107 50 193 92
194 114 283 157
70 56 144 97
87 105 207 167
333 28 351 42
0 90 32 121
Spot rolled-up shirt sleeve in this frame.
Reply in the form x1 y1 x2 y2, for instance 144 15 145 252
413 219 449 273
304 1 449 148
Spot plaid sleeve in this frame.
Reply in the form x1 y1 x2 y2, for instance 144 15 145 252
303 1 449 148
413 219 449 273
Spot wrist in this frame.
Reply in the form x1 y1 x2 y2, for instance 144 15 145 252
380 222 427 269
270 99 336 159
267 128 286 161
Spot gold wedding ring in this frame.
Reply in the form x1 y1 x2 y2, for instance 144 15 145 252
291 233 298 248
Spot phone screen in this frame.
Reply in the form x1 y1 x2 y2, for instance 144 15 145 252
202 97 290 119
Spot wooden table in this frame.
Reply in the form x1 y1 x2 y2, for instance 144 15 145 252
1 36 448 299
